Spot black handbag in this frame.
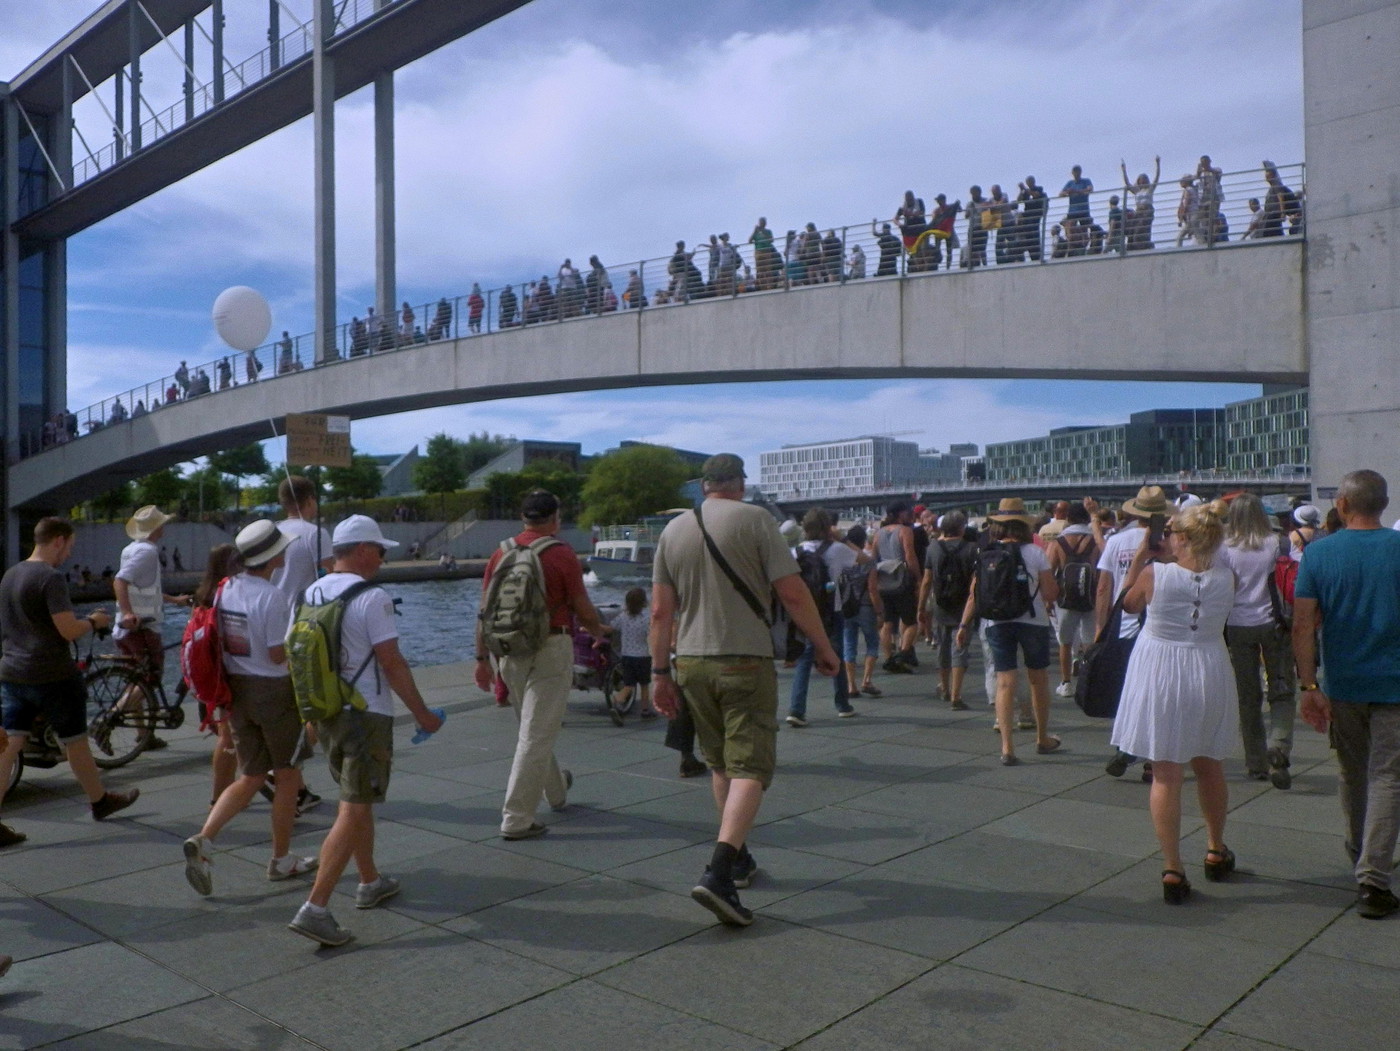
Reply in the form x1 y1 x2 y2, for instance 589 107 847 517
1074 591 1141 719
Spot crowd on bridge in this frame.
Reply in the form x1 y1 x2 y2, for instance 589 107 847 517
3 454 1400 963
32 154 1301 460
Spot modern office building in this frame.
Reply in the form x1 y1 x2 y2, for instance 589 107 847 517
466 439 582 489
1224 386 1309 473
758 436 979 497
986 409 1229 481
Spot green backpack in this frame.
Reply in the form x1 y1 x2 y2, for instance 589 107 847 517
479 536 561 658
287 579 377 723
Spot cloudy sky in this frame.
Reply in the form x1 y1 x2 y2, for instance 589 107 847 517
3 0 1304 471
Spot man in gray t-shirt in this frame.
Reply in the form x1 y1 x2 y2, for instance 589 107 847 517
0 518 136 845
651 454 837 929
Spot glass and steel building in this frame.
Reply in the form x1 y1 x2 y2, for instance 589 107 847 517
1224 387 1309 472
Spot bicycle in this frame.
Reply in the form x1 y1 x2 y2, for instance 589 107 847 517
84 622 188 769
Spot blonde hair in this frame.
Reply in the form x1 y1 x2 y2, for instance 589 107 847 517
1224 492 1273 551
1172 502 1227 563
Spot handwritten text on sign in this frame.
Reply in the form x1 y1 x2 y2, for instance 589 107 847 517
286 414 351 467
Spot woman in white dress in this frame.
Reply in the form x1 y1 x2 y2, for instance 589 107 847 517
1110 502 1239 904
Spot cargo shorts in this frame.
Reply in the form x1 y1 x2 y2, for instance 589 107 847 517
675 655 778 788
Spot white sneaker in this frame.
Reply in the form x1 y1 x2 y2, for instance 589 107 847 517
182 835 213 896
1055 680 1075 698
785 714 807 727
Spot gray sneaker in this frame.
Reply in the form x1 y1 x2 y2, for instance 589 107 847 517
182 835 213 896
267 855 320 881
288 903 354 946
354 875 401 909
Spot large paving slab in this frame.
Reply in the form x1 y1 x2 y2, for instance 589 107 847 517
0 653 1378 1050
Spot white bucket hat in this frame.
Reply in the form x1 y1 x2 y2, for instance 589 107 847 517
332 514 400 551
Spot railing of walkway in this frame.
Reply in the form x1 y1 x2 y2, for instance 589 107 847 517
68 0 398 188
20 161 1304 463
762 470 1312 505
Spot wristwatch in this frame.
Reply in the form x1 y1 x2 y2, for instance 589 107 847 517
652 667 672 677
475 654 489 662
1301 682 1320 692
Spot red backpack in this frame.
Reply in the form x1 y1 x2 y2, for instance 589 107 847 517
181 580 231 728
1272 531 1309 607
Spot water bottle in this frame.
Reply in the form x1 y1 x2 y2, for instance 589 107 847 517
412 708 447 744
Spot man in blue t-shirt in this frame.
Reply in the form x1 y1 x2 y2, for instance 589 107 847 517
1295 469 1400 920
1059 165 1094 226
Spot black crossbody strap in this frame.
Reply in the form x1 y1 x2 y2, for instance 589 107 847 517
693 504 771 628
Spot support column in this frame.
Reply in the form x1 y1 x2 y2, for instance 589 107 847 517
269 0 281 70
114 67 125 161
1303 0 1400 494
374 18 395 343
184 20 196 122
128 0 142 150
2 96 21 561
312 0 337 363
212 0 225 104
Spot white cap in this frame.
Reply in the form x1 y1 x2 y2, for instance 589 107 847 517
1174 493 1204 509
332 514 400 550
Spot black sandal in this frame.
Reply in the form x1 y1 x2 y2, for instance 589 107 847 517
1162 870 1192 904
1204 847 1236 882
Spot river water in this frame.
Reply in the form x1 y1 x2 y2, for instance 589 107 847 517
77 576 635 695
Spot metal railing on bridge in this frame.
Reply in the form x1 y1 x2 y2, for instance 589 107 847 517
19 161 1304 463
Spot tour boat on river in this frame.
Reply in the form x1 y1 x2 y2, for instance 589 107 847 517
587 512 685 584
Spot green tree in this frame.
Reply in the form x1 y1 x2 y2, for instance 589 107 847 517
89 482 135 522
135 467 184 509
412 432 466 513
580 445 690 526
485 459 584 519
462 431 512 475
182 467 232 516
324 450 383 504
208 443 270 512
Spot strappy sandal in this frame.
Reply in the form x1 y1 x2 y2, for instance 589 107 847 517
1204 847 1236 882
1162 869 1191 904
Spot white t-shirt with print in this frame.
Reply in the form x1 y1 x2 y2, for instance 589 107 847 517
303 572 399 717
218 573 293 678
1097 524 1145 639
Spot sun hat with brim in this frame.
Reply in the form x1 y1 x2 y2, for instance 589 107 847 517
332 514 400 551
1293 504 1323 527
1121 485 1171 518
987 497 1037 526
234 519 293 568
1174 493 1204 509
126 504 175 541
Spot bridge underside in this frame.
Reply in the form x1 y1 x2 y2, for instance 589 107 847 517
10 241 1306 510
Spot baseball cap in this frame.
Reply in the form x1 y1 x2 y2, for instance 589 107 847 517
332 514 400 551
520 490 560 520
701 454 746 484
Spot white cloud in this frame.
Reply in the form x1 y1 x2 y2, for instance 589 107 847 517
11 1 1303 473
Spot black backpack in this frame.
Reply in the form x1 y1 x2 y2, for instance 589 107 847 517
975 543 1036 621
1056 535 1098 612
932 539 975 615
836 562 870 620
795 540 834 633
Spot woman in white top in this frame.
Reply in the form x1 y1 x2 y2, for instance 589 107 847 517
1290 504 1322 559
1111 502 1238 904
1120 155 1161 250
1217 494 1297 786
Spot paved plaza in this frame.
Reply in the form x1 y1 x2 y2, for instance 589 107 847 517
0 656 1391 1050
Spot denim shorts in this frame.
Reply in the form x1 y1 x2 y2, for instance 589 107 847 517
1 676 89 742
984 622 1053 672
842 606 880 661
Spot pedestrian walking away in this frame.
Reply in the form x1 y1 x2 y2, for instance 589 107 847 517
1294 470 1400 920
286 516 443 947
475 490 607 840
182 521 317 897
650 454 840 927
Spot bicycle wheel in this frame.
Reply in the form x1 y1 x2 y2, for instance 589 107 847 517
605 662 633 714
86 666 155 768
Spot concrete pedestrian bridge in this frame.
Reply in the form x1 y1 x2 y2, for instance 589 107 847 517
9 238 1305 511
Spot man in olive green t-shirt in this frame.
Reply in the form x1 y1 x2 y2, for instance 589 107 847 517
651 454 838 927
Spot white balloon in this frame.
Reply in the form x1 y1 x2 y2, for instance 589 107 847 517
212 286 272 351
